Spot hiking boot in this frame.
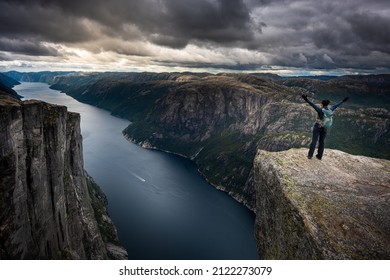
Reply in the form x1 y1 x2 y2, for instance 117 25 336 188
315 155 322 160
307 156 312 159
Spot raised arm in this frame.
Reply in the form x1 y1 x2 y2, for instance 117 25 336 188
301 94 322 115
330 101 343 111
331 97 348 111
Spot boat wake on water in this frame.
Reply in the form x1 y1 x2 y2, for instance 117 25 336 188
129 171 146 182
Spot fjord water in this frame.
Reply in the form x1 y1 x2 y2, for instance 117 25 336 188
16 82 259 260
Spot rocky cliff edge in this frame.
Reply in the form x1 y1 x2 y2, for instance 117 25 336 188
254 148 390 259
0 96 127 259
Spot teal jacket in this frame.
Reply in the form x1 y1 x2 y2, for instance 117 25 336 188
303 97 344 128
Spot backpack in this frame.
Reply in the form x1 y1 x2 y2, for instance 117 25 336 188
318 108 333 129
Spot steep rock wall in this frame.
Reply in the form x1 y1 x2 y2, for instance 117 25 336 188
0 96 126 259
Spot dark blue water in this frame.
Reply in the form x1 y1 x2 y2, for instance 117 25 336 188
16 82 259 260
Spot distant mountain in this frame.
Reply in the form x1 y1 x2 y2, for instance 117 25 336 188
285 75 338 81
49 72 390 209
3 71 75 84
221 72 283 81
280 74 390 109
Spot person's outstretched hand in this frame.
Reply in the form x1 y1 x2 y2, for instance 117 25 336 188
343 97 349 102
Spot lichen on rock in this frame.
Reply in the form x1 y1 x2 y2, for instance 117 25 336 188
254 148 390 259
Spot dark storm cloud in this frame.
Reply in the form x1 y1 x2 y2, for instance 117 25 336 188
347 11 390 54
306 3 390 56
0 2 94 44
153 59 267 71
247 0 390 70
0 38 59 56
0 0 255 48
157 0 254 45
0 0 389 72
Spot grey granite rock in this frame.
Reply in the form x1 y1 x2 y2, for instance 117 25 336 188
254 148 390 259
0 96 126 259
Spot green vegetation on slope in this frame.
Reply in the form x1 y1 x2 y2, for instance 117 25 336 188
87 176 120 247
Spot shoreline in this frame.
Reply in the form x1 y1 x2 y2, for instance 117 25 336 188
122 132 256 213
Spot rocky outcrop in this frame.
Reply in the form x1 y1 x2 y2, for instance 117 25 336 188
0 96 127 259
254 148 390 259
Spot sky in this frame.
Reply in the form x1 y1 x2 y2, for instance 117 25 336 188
0 0 389 75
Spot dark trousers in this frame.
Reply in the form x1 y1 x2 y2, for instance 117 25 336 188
308 125 327 159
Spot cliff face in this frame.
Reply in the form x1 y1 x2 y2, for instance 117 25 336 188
0 96 126 259
254 148 390 259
